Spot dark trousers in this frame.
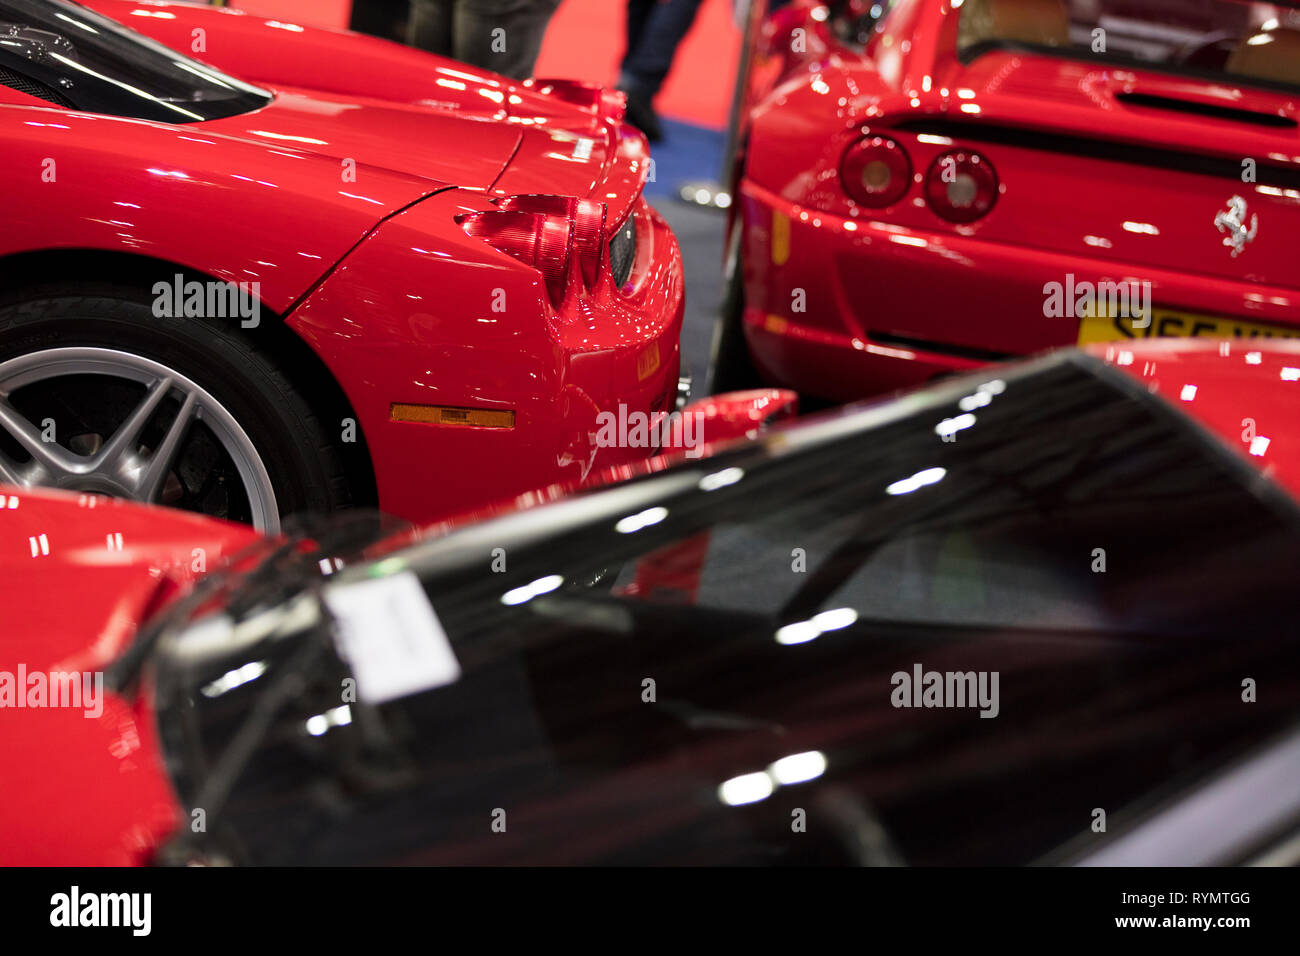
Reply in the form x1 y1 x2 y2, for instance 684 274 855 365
620 0 706 100
408 0 562 80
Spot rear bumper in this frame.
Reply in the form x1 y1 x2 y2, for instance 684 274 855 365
288 191 684 525
740 181 1300 402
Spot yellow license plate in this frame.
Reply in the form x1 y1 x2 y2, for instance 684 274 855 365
1077 309 1300 345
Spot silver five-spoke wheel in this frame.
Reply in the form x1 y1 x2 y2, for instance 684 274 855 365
0 347 279 532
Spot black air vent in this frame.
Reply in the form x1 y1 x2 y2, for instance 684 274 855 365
609 213 637 288
0 65 72 108
1116 91 1296 129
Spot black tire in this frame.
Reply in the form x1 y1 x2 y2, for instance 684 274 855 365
706 224 764 395
0 284 354 526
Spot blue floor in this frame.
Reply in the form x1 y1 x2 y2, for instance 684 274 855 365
642 119 729 394
643 119 726 201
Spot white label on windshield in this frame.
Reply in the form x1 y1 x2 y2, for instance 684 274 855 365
323 571 461 703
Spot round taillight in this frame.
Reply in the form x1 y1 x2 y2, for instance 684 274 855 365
924 150 999 223
840 136 912 208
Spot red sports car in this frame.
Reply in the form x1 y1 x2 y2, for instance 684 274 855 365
713 0 1300 400
3 339 1299 865
0 0 684 533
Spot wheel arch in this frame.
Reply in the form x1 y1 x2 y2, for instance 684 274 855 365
0 248 379 508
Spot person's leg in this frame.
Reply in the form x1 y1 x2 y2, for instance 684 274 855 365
621 0 656 75
618 0 705 101
455 0 563 79
406 0 455 56
353 0 410 41
617 0 703 140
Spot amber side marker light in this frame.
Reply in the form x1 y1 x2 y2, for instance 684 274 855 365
390 404 516 429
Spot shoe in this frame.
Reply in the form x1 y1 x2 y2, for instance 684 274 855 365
619 86 663 143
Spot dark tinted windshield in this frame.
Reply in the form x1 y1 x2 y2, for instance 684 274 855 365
959 0 1300 94
152 355 1300 865
0 0 269 121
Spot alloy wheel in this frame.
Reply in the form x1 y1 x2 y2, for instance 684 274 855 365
0 347 279 532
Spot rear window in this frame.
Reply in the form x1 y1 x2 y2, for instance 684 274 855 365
0 0 269 121
958 0 1300 94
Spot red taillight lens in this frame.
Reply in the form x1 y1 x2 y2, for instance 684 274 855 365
457 205 575 304
924 150 999 223
457 209 565 275
840 136 912 208
498 194 607 287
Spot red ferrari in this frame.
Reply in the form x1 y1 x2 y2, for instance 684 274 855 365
2 338 1298 865
0 0 684 533
713 0 1300 400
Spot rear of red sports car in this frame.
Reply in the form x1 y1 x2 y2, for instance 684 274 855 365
98 0 688 525
146 3 688 513
731 0 1300 401
1 1 684 530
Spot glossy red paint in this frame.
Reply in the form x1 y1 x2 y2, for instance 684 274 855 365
361 387 801 550
0 486 257 865
735 0 1300 402
0 0 682 525
666 387 801 444
1091 337 1300 501
289 187 682 523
